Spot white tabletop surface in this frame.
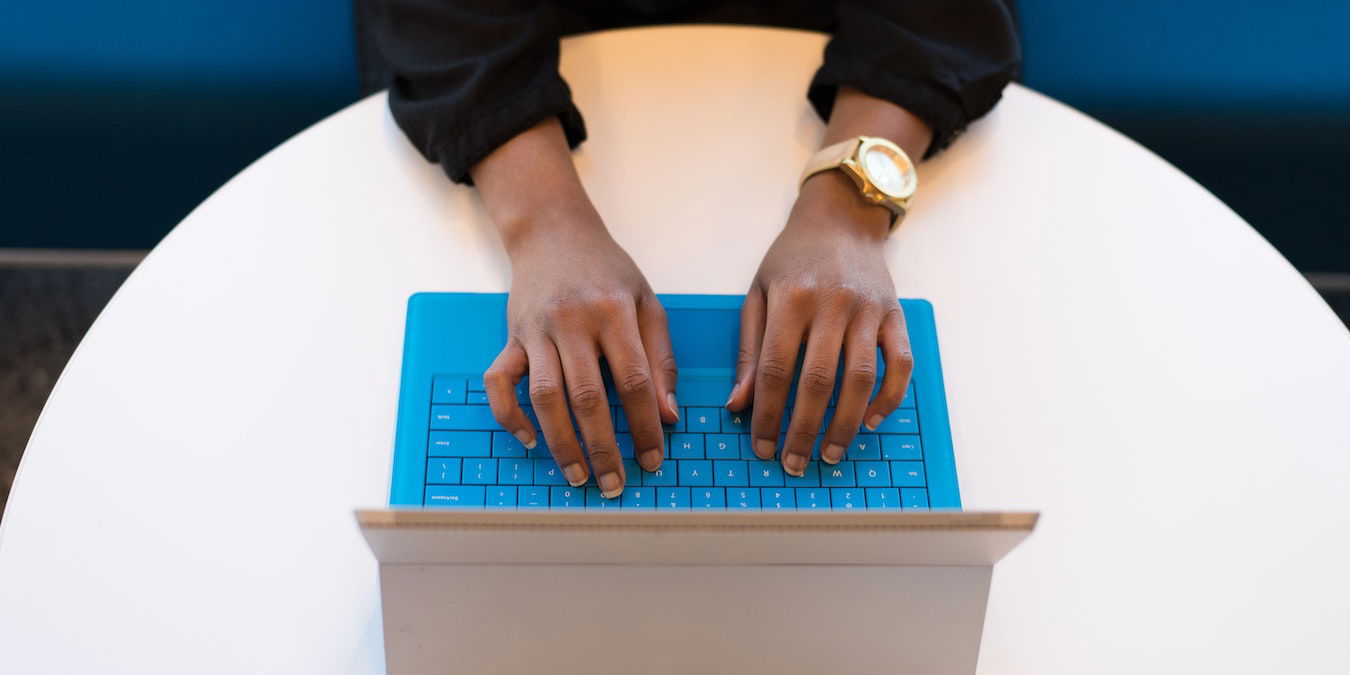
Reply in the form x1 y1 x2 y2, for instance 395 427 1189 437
3 26 1348 674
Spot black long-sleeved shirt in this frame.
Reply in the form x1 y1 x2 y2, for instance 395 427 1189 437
360 1 1020 184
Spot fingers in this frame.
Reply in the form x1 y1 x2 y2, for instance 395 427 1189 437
728 290 766 412
599 314 665 472
864 308 915 430
636 295 680 424
749 291 808 461
555 333 627 499
483 339 537 449
780 307 847 476
821 311 881 464
523 339 590 488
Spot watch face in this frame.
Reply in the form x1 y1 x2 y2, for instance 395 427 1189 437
859 141 917 199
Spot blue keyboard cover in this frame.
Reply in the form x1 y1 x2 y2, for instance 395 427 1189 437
391 294 960 510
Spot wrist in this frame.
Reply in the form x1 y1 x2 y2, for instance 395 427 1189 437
500 204 609 261
793 170 891 243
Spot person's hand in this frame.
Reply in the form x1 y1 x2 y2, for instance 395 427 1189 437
726 170 914 476
482 211 679 499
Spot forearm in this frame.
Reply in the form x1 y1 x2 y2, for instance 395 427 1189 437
469 117 605 256
797 87 935 242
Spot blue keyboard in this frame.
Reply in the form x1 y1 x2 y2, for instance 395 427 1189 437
390 293 960 510
420 370 930 510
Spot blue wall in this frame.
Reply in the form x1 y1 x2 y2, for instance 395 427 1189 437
1 1 1346 270
0 1 355 93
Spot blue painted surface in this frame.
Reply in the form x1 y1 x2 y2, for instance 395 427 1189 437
0 1 355 91
1017 0 1350 108
389 293 963 510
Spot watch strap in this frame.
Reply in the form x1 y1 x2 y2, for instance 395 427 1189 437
799 138 862 187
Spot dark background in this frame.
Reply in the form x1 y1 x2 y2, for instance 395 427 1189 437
2 1 1348 272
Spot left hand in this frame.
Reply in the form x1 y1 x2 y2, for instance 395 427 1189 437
726 170 915 476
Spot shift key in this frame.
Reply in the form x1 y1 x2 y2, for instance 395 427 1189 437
430 405 500 430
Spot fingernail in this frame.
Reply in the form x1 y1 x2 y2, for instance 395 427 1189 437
513 429 536 450
754 438 776 460
666 393 679 419
822 443 845 465
639 448 663 471
864 414 884 431
783 453 807 477
563 463 587 487
724 382 739 408
598 472 623 499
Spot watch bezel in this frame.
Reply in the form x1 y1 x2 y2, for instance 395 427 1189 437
856 137 918 200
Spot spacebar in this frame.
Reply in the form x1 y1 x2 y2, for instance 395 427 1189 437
675 378 736 407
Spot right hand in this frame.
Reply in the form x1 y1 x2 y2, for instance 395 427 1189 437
483 212 679 499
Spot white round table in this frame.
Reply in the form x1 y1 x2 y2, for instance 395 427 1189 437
2 26 1347 674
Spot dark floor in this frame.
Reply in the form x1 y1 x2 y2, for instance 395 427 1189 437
1 265 1348 518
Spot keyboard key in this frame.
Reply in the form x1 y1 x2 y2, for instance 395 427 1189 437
901 488 929 509
866 487 901 509
534 459 568 485
461 458 496 484
467 377 486 392
427 431 491 457
721 409 749 432
762 488 796 509
498 459 532 485
706 434 739 459
467 391 490 405
551 486 586 508
615 433 635 459
679 460 713 486
783 462 820 487
492 431 529 457
585 487 620 509
713 460 748 487
424 485 484 508
727 488 761 509
487 486 516 508
658 487 691 509
739 434 760 460
872 409 918 434
514 379 531 404
691 487 726 509
642 462 678 486
686 408 720 432
429 405 498 430
431 377 467 404
426 459 461 484
662 415 686 433
669 433 704 459
622 459 643 481
848 433 882 460
518 486 549 509
881 435 923 460
830 488 865 510
855 461 891 487
676 378 735 406
748 461 785 487
795 488 830 509
622 487 655 509
900 382 916 409
891 461 926 487
820 462 856 487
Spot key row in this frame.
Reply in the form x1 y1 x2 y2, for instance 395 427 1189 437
429 404 920 436
425 485 931 510
430 375 917 410
427 457 926 489
429 429 923 461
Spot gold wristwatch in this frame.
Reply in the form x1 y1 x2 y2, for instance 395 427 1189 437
799 136 917 233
